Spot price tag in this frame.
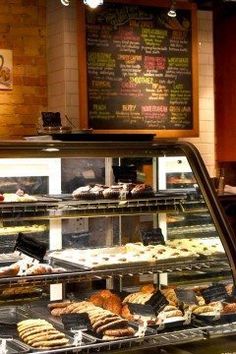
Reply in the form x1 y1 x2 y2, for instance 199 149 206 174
71 329 83 346
201 284 228 303
156 312 166 331
183 310 192 325
135 321 148 338
128 303 155 318
146 290 168 315
14 233 47 262
175 289 198 304
61 313 90 331
141 228 165 246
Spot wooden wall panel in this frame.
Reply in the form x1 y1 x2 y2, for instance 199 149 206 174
214 7 236 161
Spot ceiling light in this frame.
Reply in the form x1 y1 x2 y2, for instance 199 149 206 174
83 0 103 8
61 0 70 6
168 1 177 18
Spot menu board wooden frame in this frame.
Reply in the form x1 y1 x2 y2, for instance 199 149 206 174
78 0 198 138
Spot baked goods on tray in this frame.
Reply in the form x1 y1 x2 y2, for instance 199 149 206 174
3 193 37 202
72 183 154 200
48 300 135 340
0 262 20 278
0 259 65 278
49 241 198 270
17 318 69 349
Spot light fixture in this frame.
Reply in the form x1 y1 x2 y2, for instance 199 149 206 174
61 0 70 6
167 0 177 18
83 0 103 8
60 0 103 8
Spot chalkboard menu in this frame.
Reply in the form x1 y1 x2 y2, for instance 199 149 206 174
78 0 198 137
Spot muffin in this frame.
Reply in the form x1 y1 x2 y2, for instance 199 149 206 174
130 184 154 198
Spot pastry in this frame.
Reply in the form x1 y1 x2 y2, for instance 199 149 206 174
0 263 20 277
225 283 233 296
25 264 53 275
21 326 56 340
223 303 236 313
140 284 156 294
89 293 104 307
17 319 69 349
92 316 119 331
25 330 61 344
130 184 154 198
161 288 179 306
163 309 183 318
121 305 134 321
102 185 123 199
96 318 128 334
72 186 94 199
193 305 216 315
122 292 152 304
48 300 71 310
90 184 108 198
30 337 69 348
103 295 122 315
98 289 113 299
103 327 135 337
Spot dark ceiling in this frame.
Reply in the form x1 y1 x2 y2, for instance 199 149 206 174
194 0 236 10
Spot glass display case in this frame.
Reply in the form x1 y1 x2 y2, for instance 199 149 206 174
0 139 235 354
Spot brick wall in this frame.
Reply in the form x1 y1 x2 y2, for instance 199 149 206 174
47 0 79 128
182 11 215 177
0 0 47 139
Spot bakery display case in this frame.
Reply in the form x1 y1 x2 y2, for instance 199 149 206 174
0 139 235 354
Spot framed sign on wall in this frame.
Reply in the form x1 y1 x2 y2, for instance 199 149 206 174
78 0 199 138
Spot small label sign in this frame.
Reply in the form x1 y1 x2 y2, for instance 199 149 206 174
14 233 47 261
128 303 155 317
146 290 168 315
201 284 228 303
175 289 198 304
62 313 90 331
141 228 165 246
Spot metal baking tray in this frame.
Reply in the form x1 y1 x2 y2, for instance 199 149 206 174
85 321 156 342
21 333 75 353
0 305 95 353
0 306 29 327
27 302 156 342
49 246 156 271
0 339 30 353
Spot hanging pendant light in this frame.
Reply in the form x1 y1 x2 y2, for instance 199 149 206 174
83 0 103 8
167 0 177 17
61 0 70 6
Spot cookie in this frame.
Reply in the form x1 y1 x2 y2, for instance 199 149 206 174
51 307 66 317
31 337 69 348
96 319 128 334
48 300 71 310
23 329 59 343
27 332 65 346
93 316 120 331
20 326 54 340
103 326 135 337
